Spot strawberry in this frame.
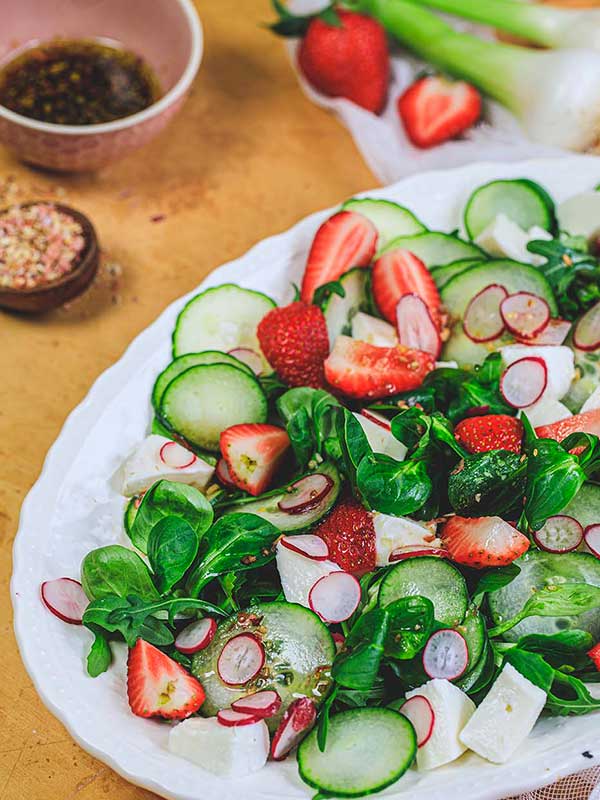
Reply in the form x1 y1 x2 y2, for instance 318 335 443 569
324 335 434 400
300 211 377 303
397 75 481 149
372 249 441 325
313 497 376 575
454 414 524 454
127 639 205 720
588 642 600 671
298 9 390 113
257 301 329 388
441 515 530 569
220 423 291 496
536 408 600 442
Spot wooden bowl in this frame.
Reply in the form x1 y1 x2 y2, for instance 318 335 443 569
0 202 99 313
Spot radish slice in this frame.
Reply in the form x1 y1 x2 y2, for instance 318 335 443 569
500 292 551 340
216 457 237 489
217 709 262 727
389 546 449 563
533 515 583 553
217 634 265 686
41 578 88 624
500 356 547 408
360 409 392 430
584 524 600 557
280 534 329 561
398 695 435 748
175 618 217 654
232 690 282 718
517 318 571 346
396 294 441 357
278 473 334 515
332 632 346 652
308 572 361 623
463 284 508 343
422 629 469 680
228 347 264 376
159 441 197 470
574 301 600 352
271 697 317 761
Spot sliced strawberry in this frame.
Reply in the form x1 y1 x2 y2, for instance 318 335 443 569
397 75 481 149
372 248 440 325
300 211 377 303
313 497 376 575
220 423 290 496
535 408 600 443
324 335 434 400
588 642 600 671
454 414 523 454
257 301 329 388
441 515 530 569
127 639 205 720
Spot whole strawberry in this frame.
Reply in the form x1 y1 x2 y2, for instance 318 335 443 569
454 414 523 454
313 497 377 575
257 301 329 388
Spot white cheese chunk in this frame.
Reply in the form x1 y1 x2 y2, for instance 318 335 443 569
406 679 475 770
373 513 440 567
120 435 214 496
521 397 572 428
475 214 552 265
352 412 407 462
459 663 546 764
501 344 575 402
351 312 398 347
276 540 340 608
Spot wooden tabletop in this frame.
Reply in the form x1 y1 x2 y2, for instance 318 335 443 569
0 2 374 797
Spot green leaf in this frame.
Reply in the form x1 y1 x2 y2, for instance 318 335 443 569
448 450 527 517
384 596 434 660
81 545 159 601
277 387 340 467
86 632 112 677
313 279 345 309
472 563 521 607
316 685 338 752
356 453 432 516
332 607 390 690
147 516 200 594
336 407 372 485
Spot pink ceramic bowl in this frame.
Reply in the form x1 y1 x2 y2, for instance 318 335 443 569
0 0 202 172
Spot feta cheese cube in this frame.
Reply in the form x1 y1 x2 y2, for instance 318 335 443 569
373 513 440 567
351 312 398 347
521 397 572 428
276 540 341 608
406 679 475 770
169 716 269 776
459 663 546 764
353 412 407 462
475 214 552 265
501 344 575 402
120 435 214 496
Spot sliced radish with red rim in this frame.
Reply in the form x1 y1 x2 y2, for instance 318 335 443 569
500 292 550 340
278 473 334 515
574 301 600 352
360 409 392 430
159 441 197 469
217 709 262 727
389 546 449 563
422 628 469 680
309 572 361 623
228 347 264 376
500 356 547 408
463 284 507 343
216 458 237 489
231 690 282 718
280 534 329 561
217 633 265 686
271 697 317 761
398 695 435 748
41 578 88 624
533 515 583 553
396 294 441 357
517 318 571 346
175 618 217 654
584 524 600 557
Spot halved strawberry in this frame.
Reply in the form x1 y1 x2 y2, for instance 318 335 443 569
324 335 434 400
313 497 377 575
441 515 529 569
535 408 600 442
300 211 377 303
397 75 481 149
372 248 440 325
454 414 523 454
220 423 291 496
588 642 600 671
127 639 205 720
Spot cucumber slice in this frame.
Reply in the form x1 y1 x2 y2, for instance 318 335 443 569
455 605 486 671
379 557 468 628
342 198 426 247
561 482 600 529
222 462 341 531
152 351 252 409
149 416 218 464
192 602 335 731
298 708 416 798
124 497 138 537
172 284 276 371
323 268 369 346
442 326 515 368
455 641 495 695
464 179 556 240
430 258 484 289
379 232 485 266
488 550 600 642
159 364 267 451
563 346 600 412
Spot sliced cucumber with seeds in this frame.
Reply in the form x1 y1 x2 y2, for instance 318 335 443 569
159 364 267 451
455 640 495 695
192 602 335 731
172 284 275 371
342 198 426 247
152 351 253 409
124 497 139 537
561 482 600 529
464 179 556 240
379 231 485 266
456 605 486 671
442 326 514 368
323 268 369 346
379 557 468 628
298 708 416 798
430 258 484 289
